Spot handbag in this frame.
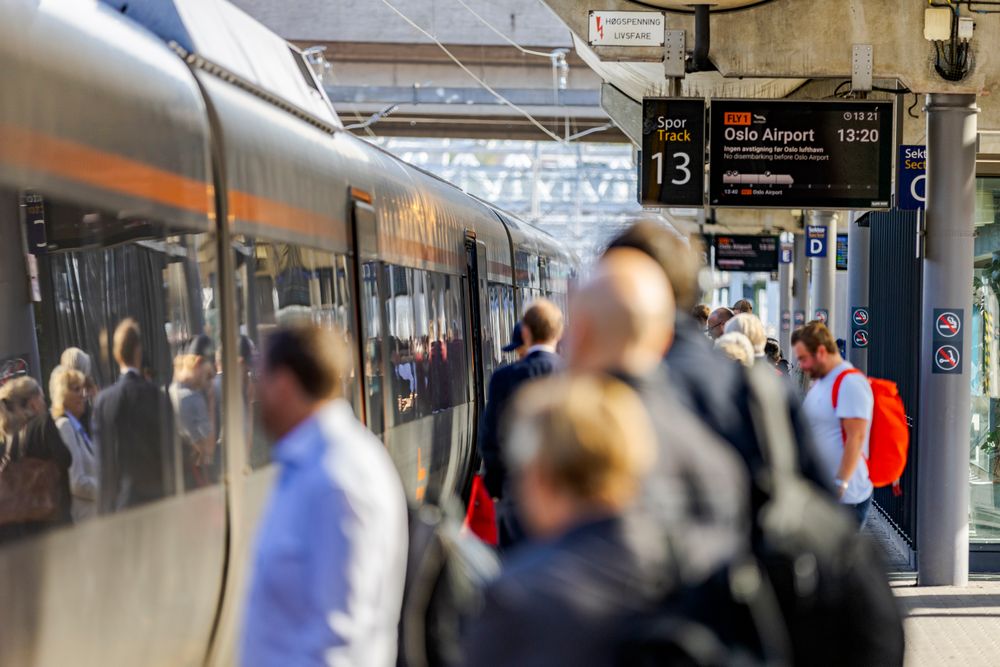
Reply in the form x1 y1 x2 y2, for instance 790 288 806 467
0 436 61 527
462 473 498 546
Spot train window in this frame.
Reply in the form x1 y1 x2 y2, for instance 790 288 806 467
381 265 469 430
487 282 517 370
0 191 221 547
360 261 384 435
232 237 357 468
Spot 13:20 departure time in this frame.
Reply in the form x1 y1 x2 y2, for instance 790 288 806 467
837 128 879 143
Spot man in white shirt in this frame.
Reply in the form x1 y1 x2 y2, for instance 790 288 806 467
242 323 408 666
792 321 875 527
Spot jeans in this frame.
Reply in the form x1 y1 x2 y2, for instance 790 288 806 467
849 494 873 530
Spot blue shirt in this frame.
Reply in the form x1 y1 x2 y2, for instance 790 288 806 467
240 400 408 667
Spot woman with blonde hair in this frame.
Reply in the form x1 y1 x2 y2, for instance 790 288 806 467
0 376 72 542
50 366 98 521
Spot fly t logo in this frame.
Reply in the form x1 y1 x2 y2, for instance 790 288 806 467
724 112 751 126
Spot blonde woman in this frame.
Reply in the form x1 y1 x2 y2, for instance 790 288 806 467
50 366 98 522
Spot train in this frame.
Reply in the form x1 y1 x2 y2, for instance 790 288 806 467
0 1 574 664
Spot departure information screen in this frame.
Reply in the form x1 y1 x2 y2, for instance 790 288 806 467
709 99 893 209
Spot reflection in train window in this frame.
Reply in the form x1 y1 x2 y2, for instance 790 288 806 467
233 238 357 468
487 283 517 373
360 261 384 435
0 191 221 548
382 264 468 430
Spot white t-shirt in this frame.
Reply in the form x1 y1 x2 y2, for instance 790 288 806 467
802 360 874 505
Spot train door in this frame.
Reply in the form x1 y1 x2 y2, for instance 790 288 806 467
465 232 490 410
349 190 386 434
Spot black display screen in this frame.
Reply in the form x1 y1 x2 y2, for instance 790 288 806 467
709 99 893 209
713 234 779 272
640 98 706 207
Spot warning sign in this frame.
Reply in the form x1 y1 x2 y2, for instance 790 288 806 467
931 308 964 374
852 308 870 327
815 308 829 324
934 344 961 374
935 311 961 338
853 330 870 348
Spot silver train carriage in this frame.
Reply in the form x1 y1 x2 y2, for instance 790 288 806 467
0 2 575 665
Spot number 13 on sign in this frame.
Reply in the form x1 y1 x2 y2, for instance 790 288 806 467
650 151 692 185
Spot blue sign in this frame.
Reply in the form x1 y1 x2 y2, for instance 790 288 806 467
897 145 926 211
806 225 827 258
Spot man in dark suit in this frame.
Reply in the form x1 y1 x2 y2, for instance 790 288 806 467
92 318 175 513
477 299 563 548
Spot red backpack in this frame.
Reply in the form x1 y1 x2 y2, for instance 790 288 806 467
832 369 909 487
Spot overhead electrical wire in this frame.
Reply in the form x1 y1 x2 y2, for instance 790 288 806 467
452 0 556 58
377 0 568 144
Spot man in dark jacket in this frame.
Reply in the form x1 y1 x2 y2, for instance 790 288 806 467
566 249 750 582
477 299 563 548
464 374 665 667
605 221 830 499
93 318 175 513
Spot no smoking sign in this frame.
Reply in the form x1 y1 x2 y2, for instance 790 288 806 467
935 311 961 338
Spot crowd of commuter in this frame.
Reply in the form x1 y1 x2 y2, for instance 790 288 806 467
228 218 902 667
0 218 903 666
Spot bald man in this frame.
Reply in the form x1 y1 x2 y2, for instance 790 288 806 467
566 248 749 584
706 307 735 340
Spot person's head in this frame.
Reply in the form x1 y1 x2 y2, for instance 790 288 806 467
566 248 674 376
521 300 564 348
60 347 92 379
791 321 842 379
724 313 766 357
733 299 754 315
691 304 711 328
173 354 208 389
113 318 143 371
706 307 734 340
0 376 44 435
605 218 704 312
502 322 527 359
49 366 87 420
715 332 755 368
258 323 349 440
506 374 655 539
764 338 783 366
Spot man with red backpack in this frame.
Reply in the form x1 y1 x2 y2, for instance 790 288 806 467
793 321 876 527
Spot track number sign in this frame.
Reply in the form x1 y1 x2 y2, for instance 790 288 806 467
641 98 706 207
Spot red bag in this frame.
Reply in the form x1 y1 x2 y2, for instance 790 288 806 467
833 369 909 487
462 474 498 546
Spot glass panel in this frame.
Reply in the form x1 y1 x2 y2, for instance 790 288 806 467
360 261 384 435
0 191 220 548
233 238 356 468
970 176 1000 542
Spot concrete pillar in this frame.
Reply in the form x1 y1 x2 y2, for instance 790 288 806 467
778 237 793 357
847 211 871 372
792 232 809 332
808 210 837 332
917 93 977 587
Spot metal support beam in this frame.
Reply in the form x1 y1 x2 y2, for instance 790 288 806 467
847 211 871 372
600 83 640 146
917 93 978 587
778 238 793 358
793 232 809 333
809 210 837 331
